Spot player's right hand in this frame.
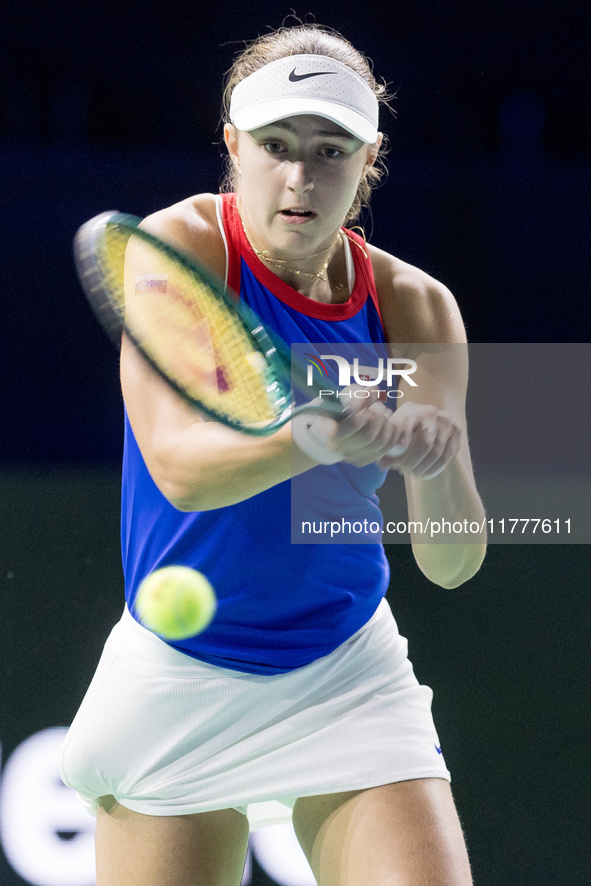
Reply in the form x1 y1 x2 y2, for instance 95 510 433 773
291 386 397 466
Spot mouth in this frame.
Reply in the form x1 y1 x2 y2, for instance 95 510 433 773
278 208 317 224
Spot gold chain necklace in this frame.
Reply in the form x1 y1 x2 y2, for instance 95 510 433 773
239 214 341 282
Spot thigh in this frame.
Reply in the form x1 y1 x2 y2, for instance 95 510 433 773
95 796 250 886
292 778 472 886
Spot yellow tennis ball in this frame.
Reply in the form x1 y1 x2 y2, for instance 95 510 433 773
135 566 217 640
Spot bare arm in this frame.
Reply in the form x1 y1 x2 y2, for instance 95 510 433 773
120 195 317 511
370 246 487 588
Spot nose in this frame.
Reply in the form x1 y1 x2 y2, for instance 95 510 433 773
287 160 314 194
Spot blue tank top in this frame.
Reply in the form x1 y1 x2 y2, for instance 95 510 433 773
121 193 391 674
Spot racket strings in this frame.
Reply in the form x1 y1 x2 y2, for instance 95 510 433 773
100 227 289 426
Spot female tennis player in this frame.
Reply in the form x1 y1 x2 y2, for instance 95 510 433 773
61 23 486 886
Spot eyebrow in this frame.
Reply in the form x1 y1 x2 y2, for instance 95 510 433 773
259 120 356 140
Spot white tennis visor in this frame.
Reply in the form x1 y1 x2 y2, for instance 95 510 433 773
229 54 379 144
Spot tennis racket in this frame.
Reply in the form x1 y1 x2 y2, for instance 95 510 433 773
73 210 346 435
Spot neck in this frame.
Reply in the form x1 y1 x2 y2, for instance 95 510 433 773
241 216 341 289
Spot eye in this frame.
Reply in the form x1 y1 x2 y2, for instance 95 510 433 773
263 141 286 155
321 146 343 159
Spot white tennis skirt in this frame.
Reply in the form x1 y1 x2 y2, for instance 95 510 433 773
60 599 450 831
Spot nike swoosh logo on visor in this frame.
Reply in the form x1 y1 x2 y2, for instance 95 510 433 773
289 69 338 82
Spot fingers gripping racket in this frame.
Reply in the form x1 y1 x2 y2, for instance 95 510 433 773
73 211 345 436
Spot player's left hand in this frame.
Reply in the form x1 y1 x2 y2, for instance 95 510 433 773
372 399 462 478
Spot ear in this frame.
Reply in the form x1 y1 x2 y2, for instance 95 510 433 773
365 132 383 170
224 123 241 173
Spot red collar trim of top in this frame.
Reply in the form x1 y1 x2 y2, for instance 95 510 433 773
221 193 382 323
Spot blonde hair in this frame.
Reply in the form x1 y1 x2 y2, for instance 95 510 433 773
221 23 392 224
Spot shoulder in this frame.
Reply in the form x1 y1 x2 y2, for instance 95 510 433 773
139 193 227 280
368 243 467 344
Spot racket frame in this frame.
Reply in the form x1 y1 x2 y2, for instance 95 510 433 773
74 211 343 434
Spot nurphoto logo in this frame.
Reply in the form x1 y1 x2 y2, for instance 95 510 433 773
304 353 417 400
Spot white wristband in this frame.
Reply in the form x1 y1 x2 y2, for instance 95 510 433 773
291 408 344 465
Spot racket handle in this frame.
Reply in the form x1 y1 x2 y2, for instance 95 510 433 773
293 426 410 464
291 401 411 465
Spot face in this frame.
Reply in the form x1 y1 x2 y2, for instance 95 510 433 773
224 115 380 259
